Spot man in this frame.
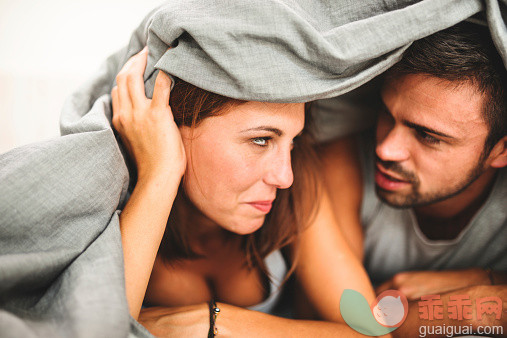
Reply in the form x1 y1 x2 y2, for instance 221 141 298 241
320 22 506 335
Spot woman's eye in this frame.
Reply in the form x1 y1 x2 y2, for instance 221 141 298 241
251 137 271 147
416 129 440 145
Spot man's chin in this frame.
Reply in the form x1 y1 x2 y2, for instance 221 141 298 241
375 185 415 209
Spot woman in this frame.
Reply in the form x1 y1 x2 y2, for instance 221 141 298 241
113 47 375 336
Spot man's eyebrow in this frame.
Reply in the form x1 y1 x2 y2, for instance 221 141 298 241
240 126 282 136
380 100 455 139
402 120 455 139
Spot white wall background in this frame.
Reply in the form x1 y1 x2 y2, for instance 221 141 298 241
0 0 164 154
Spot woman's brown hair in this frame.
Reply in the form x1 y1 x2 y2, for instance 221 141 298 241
159 78 321 279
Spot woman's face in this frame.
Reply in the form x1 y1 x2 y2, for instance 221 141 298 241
180 101 305 235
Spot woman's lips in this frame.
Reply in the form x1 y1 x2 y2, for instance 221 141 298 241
247 201 273 213
375 166 411 191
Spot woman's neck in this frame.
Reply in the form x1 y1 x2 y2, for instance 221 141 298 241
182 196 239 256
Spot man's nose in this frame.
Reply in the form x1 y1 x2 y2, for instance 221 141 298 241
376 125 410 163
263 148 294 189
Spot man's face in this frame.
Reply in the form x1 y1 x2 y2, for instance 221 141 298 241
375 74 490 208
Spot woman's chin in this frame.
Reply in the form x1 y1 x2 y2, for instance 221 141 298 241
227 216 265 235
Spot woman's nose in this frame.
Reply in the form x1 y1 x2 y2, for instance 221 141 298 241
376 125 410 163
263 148 294 189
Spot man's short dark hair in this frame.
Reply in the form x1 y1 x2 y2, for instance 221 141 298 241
386 21 507 153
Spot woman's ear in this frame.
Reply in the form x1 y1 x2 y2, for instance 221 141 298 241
488 136 507 168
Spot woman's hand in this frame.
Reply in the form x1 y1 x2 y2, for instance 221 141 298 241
112 47 186 183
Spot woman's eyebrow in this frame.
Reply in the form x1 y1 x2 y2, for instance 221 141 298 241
240 126 282 136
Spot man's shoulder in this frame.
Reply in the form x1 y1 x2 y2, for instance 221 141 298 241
473 167 507 222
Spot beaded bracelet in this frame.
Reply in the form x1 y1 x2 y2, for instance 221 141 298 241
208 299 220 338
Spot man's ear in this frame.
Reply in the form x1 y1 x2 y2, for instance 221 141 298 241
488 136 507 168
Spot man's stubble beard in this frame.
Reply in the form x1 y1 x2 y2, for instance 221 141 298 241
375 153 488 209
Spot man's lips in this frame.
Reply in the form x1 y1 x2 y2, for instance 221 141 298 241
246 201 273 213
375 164 411 191
376 164 408 182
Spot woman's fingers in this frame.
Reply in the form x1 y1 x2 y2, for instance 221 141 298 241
152 70 172 108
151 46 174 108
116 47 149 109
111 86 121 129
127 47 149 107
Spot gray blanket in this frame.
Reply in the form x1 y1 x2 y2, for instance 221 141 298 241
1 1 505 337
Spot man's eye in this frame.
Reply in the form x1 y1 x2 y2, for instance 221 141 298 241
251 137 271 147
416 130 440 145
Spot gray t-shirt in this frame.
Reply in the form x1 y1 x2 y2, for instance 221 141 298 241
359 132 507 285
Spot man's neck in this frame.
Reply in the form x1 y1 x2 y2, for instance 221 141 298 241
414 168 498 240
